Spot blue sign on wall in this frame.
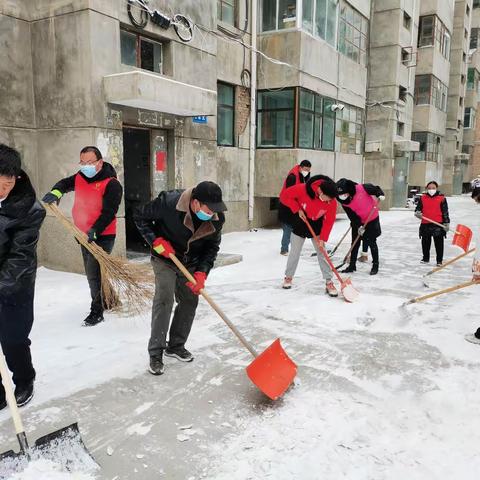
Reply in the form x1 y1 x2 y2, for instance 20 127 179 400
192 115 208 124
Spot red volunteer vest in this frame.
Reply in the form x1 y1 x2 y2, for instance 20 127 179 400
280 165 302 197
421 194 444 224
72 174 116 235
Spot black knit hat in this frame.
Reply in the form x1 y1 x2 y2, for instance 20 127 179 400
192 181 227 212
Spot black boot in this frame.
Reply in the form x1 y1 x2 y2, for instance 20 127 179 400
83 312 104 327
370 264 379 275
341 265 356 273
15 381 34 407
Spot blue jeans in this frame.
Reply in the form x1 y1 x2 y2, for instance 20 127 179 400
281 223 293 253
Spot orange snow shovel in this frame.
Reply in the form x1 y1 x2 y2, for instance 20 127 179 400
421 215 472 252
303 217 359 302
169 253 297 401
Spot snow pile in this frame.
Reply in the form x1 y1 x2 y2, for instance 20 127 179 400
8 459 95 480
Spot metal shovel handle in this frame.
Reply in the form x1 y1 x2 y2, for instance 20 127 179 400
329 225 352 257
0 344 29 454
168 253 258 358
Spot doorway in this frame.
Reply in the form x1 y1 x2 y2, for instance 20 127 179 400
393 154 410 207
123 127 151 253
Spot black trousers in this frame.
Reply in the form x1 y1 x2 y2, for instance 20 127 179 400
421 235 444 263
81 236 115 315
0 290 36 400
349 226 379 267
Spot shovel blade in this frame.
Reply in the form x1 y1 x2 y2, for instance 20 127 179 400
0 423 97 478
246 338 297 401
341 278 359 302
452 224 472 252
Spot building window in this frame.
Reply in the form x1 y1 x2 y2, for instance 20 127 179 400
257 89 295 147
475 0 480 8
397 122 405 137
464 107 476 129
335 103 364 154
399 86 407 102
257 87 363 152
302 0 338 46
414 75 448 112
218 0 236 25
403 11 411 30
261 0 297 31
120 29 163 74
338 2 368 65
412 132 442 162
418 15 450 60
217 83 235 146
471 28 479 49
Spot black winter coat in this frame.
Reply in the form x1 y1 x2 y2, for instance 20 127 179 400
0 171 45 302
134 188 224 274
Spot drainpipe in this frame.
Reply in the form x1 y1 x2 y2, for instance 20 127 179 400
248 0 257 224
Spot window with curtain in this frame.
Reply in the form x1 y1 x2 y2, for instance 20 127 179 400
217 83 235 146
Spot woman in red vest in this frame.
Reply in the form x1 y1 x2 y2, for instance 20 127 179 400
278 174 338 296
278 160 311 255
414 181 450 266
42 146 123 326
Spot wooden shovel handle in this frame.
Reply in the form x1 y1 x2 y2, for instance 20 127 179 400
168 253 258 358
0 345 26 436
424 248 476 277
406 280 477 304
421 215 461 236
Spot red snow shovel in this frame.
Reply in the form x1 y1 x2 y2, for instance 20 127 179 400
421 215 472 252
303 217 359 302
0 344 97 477
169 253 297 401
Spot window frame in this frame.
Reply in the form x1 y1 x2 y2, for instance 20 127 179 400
218 0 237 26
418 15 450 60
412 132 443 163
338 1 368 65
217 82 236 147
260 0 298 32
464 107 477 129
414 74 448 112
120 27 163 74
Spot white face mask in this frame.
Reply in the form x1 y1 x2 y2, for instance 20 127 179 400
339 194 349 201
427 189 437 196
301 170 309 177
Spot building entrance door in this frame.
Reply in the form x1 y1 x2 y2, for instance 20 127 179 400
123 127 151 253
393 155 410 207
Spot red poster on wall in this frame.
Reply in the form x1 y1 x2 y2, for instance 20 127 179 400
156 151 167 171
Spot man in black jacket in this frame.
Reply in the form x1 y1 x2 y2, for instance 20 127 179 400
134 181 226 376
0 144 46 409
42 146 123 326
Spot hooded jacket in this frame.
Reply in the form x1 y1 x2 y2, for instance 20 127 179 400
51 162 123 237
0 170 46 300
134 188 224 274
278 175 337 241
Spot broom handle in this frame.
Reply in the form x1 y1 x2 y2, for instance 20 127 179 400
0 344 30 454
340 203 378 264
424 248 476 277
406 280 477 305
329 225 352 257
168 253 258 358
421 215 461 235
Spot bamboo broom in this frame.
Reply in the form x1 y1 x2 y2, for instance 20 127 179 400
45 203 154 315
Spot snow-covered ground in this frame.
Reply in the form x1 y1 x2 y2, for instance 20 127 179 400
1 195 480 479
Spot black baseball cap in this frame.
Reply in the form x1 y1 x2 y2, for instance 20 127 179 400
193 181 227 212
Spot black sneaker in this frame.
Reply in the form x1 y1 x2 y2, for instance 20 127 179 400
15 382 34 407
83 312 104 327
436 262 443 267
341 265 356 273
370 264 379 276
148 354 164 375
165 346 194 362
420 259 429 264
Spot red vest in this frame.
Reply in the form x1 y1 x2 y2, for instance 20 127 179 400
72 174 116 235
347 184 379 223
421 194 444 224
280 165 302 197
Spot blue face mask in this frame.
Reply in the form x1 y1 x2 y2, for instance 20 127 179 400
80 165 97 178
196 209 213 221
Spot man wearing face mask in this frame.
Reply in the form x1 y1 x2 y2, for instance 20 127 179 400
134 181 226 375
278 160 311 255
414 181 449 266
42 146 123 326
